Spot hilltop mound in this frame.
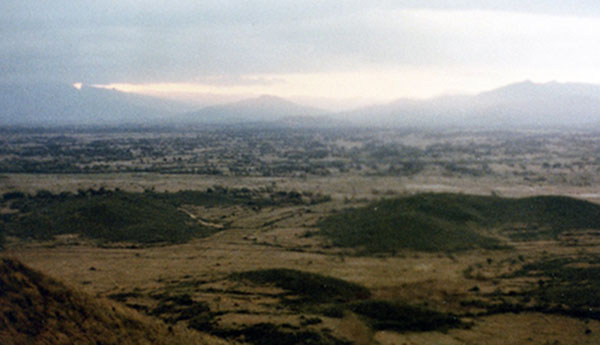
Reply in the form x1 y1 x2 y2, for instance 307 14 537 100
3 188 327 245
0 258 213 345
318 193 600 253
5 191 210 244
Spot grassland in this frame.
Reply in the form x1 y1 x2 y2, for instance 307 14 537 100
147 267 463 344
3 127 600 344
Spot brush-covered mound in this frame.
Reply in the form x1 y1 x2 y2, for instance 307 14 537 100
2 187 331 245
318 193 600 253
5 191 211 244
0 258 210 345
230 268 462 334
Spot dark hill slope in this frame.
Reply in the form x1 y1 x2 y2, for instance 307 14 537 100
0 258 211 345
318 193 600 253
5 191 210 244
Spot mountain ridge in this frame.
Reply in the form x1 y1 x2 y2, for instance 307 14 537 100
340 80 600 128
2 80 600 128
177 94 330 124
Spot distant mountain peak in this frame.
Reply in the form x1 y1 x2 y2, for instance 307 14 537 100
233 94 296 107
179 95 329 124
256 94 283 100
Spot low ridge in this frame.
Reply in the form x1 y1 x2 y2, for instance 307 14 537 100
318 193 600 253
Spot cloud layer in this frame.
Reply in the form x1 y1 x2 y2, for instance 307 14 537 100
2 1 600 101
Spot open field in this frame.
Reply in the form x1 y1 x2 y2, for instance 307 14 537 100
2 127 600 187
2 127 600 344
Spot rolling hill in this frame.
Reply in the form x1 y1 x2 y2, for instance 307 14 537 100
318 193 600 253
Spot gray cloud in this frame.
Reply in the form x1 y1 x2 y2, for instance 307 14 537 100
1 1 599 85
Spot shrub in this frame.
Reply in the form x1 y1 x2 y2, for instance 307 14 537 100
231 268 370 304
215 323 351 345
348 300 461 332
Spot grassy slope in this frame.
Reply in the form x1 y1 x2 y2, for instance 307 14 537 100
319 193 600 253
6 192 209 244
0 258 212 345
2 187 329 245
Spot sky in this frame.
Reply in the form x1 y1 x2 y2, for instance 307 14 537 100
2 1 600 110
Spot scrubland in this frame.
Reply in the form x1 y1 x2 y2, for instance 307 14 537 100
2 127 600 345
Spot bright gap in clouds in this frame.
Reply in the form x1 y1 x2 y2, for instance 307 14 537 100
96 68 519 107
95 9 600 111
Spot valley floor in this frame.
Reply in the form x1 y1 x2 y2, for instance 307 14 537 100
2 173 600 344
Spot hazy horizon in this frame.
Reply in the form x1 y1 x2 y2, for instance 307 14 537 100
3 2 600 112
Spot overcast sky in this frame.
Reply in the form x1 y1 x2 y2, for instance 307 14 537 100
3 1 600 108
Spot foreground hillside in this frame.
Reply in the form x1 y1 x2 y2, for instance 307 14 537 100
0 258 222 345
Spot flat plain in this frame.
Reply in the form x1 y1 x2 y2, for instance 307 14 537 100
2 127 600 345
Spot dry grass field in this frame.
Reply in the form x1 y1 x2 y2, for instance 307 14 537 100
2 172 600 344
2 128 600 344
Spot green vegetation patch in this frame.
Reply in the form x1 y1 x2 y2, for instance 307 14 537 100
152 187 331 207
150 293 212 324
462 255 600 320
508 256 600 317
4 190 214 244
231 268 461 334
215 323 351 345
0 222 5 249
348 300 461 332
2 186 331 245
319 193 600 253
231 268 371 304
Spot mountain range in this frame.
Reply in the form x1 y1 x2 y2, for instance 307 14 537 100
344 81 600 127
1 81 600 128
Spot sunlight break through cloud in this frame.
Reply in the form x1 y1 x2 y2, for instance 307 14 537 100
88 8 600 107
